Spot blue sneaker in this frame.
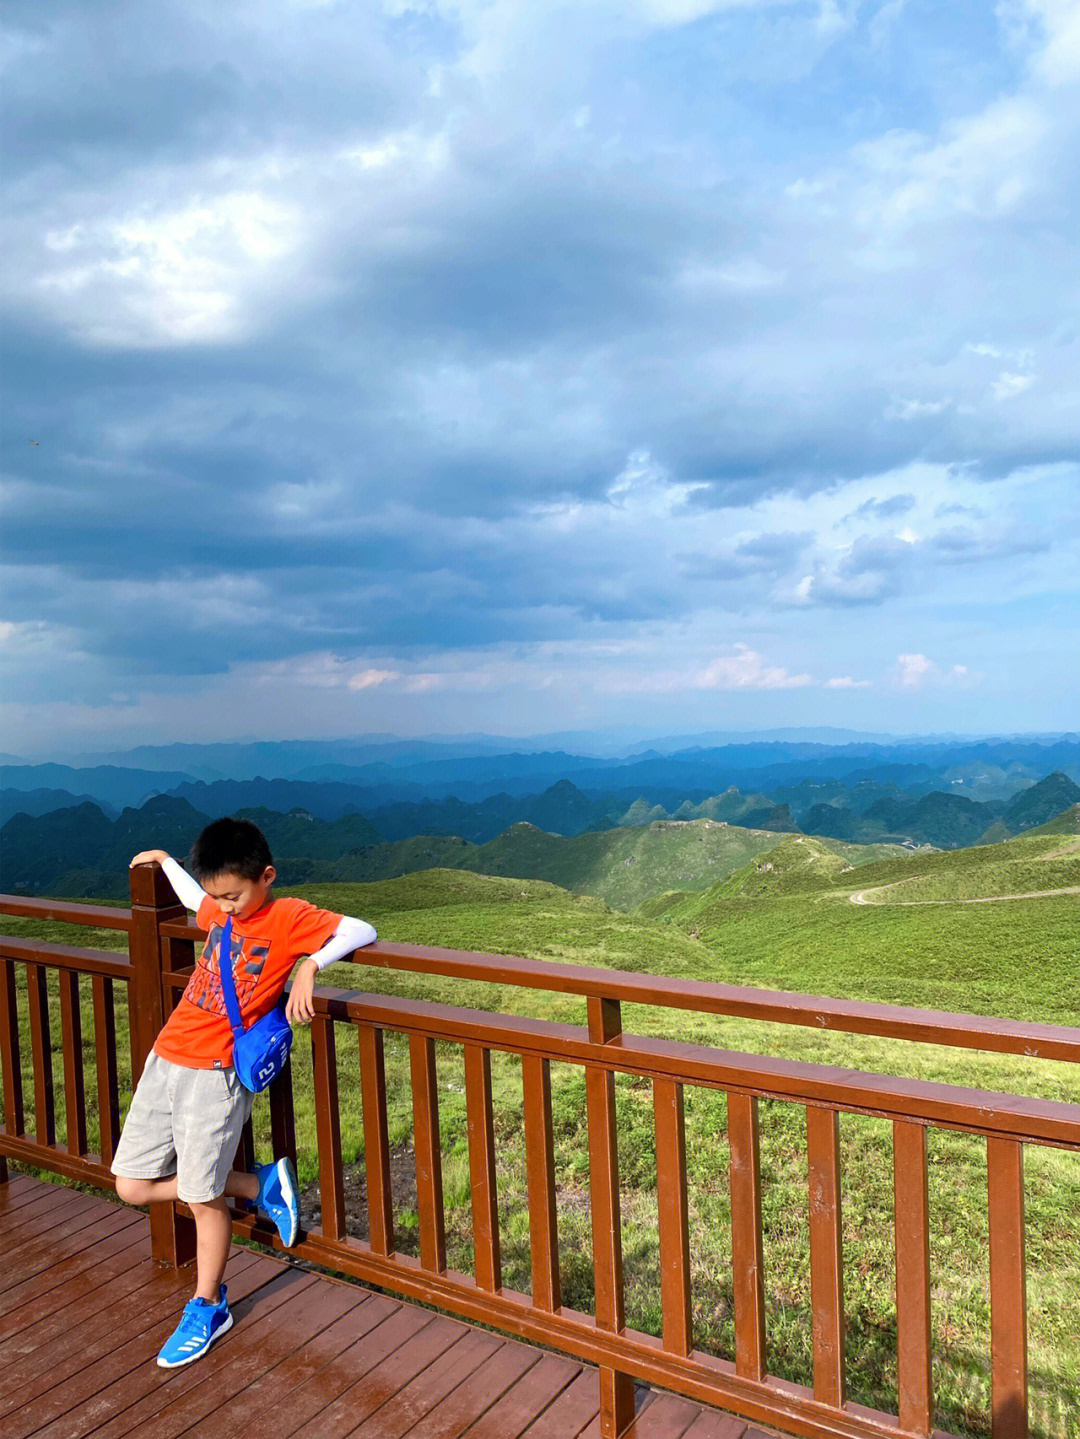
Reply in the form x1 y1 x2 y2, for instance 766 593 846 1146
156 1288 232 1368
254 1157 299 1247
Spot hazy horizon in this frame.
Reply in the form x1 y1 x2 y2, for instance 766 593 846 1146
4 724 1079 770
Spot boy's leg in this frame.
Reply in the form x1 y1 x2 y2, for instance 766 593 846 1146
115 1170 258 1208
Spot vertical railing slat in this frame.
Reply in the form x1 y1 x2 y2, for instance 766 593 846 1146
26 962 55 1148
358 1024 394 1256
92 975 120 1165
894 1120 932 1437
236 1114 256 1175
0 959 25 1137
522 1053 561 1312
807 1104 845 1408
586 996 635 1439
268 1056 297 1170
311 1015 346 1241
654 1077 692 1356
409 1033 446 1273
988 1136 1028 1439
464 1043 502 1292
58 971 88 1157
729 1091 767 1382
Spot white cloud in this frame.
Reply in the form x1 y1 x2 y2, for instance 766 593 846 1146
347 667 402 690
696 644 812 690
894 652 973 689
825 675 871 688
34 191 303 346
992 371 1037 400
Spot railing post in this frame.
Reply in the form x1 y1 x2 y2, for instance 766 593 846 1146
587 995 636 1438
129 862 196 1267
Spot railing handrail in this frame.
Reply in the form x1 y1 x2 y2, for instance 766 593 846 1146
0 935 132 980
5 890 1079 1063
0 894 132 931
300 983 1080 1148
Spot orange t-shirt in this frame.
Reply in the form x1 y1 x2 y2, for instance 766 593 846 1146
154 894 342 1070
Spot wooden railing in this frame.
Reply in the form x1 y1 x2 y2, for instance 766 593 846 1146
2 870 1079 1439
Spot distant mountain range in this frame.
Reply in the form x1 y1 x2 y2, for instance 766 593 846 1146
3 771 1077 905
5 733 1079 818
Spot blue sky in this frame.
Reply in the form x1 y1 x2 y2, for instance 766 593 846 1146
2 0 1078 756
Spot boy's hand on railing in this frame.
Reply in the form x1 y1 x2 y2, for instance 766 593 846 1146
286 958 319 1025
130 849 170 867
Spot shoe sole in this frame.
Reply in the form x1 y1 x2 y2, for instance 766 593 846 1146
156 1311 234 1368
276 1159 299 1247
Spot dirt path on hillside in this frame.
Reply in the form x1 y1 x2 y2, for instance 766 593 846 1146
850 885 1080 906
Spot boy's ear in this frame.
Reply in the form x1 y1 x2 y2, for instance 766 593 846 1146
262 864 277 887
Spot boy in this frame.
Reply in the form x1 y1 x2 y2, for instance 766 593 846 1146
115 817 376 1368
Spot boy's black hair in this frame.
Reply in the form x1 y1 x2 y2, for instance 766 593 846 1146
189 817 274 882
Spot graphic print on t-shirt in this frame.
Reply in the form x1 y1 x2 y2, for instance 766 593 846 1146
182 923 269 1018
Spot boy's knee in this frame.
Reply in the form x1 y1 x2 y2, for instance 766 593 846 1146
188 1194 229 1214
114 1175 142 1204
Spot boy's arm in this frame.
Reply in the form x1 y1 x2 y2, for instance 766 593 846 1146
129 850 208 914
285 916 377 1024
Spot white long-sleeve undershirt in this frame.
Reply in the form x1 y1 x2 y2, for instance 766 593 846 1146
160 855 377 969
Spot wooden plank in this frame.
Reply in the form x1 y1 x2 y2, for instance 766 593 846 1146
0 1174 39 1208
461 1353 583 1439
987 1136 1028 1439
894 1120 932 1436
806 1105 845 1408
465 1042 502 1292
58 972 88 1158
85 1272 351 1439
679 1409 749 1438
728 1092 766 1383
92 976 120 1166
11 1265 306 1439
382 1337 539 1437
0 960 24 1137
0 1252 264 1420
243 1304 431 1438
518 1368 601 1438
146 1291 395 1439
619 1390 702 1438
358 1024 394 1256
586 996 635 1439
348 1328 503 1437
654 1078 692 1357
25 962 56 1149
410 1032 447 1273
0 1222 148 1339
522 1053 561 1312
0 1210 143 1322
273 1314 466 1439
0 1250 257 1394
311 1015 346 1241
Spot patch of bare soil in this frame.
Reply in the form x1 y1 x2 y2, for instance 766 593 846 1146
299 1144 420 1254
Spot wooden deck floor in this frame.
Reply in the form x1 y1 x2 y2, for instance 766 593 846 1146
3 1173 770 1439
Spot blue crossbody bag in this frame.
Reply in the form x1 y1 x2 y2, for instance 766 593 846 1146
217 916 293 1092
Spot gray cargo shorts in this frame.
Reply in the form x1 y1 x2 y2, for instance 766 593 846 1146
111 1052 254 1204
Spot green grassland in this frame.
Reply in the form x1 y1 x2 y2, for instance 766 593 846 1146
3 830 1079 1437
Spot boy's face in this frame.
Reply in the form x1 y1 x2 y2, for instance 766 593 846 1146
202 866 276 921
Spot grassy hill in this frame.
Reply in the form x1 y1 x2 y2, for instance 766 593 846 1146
312 816 884 910
453 818 791 908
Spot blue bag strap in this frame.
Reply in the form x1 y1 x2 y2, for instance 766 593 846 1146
216 916 246 1037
